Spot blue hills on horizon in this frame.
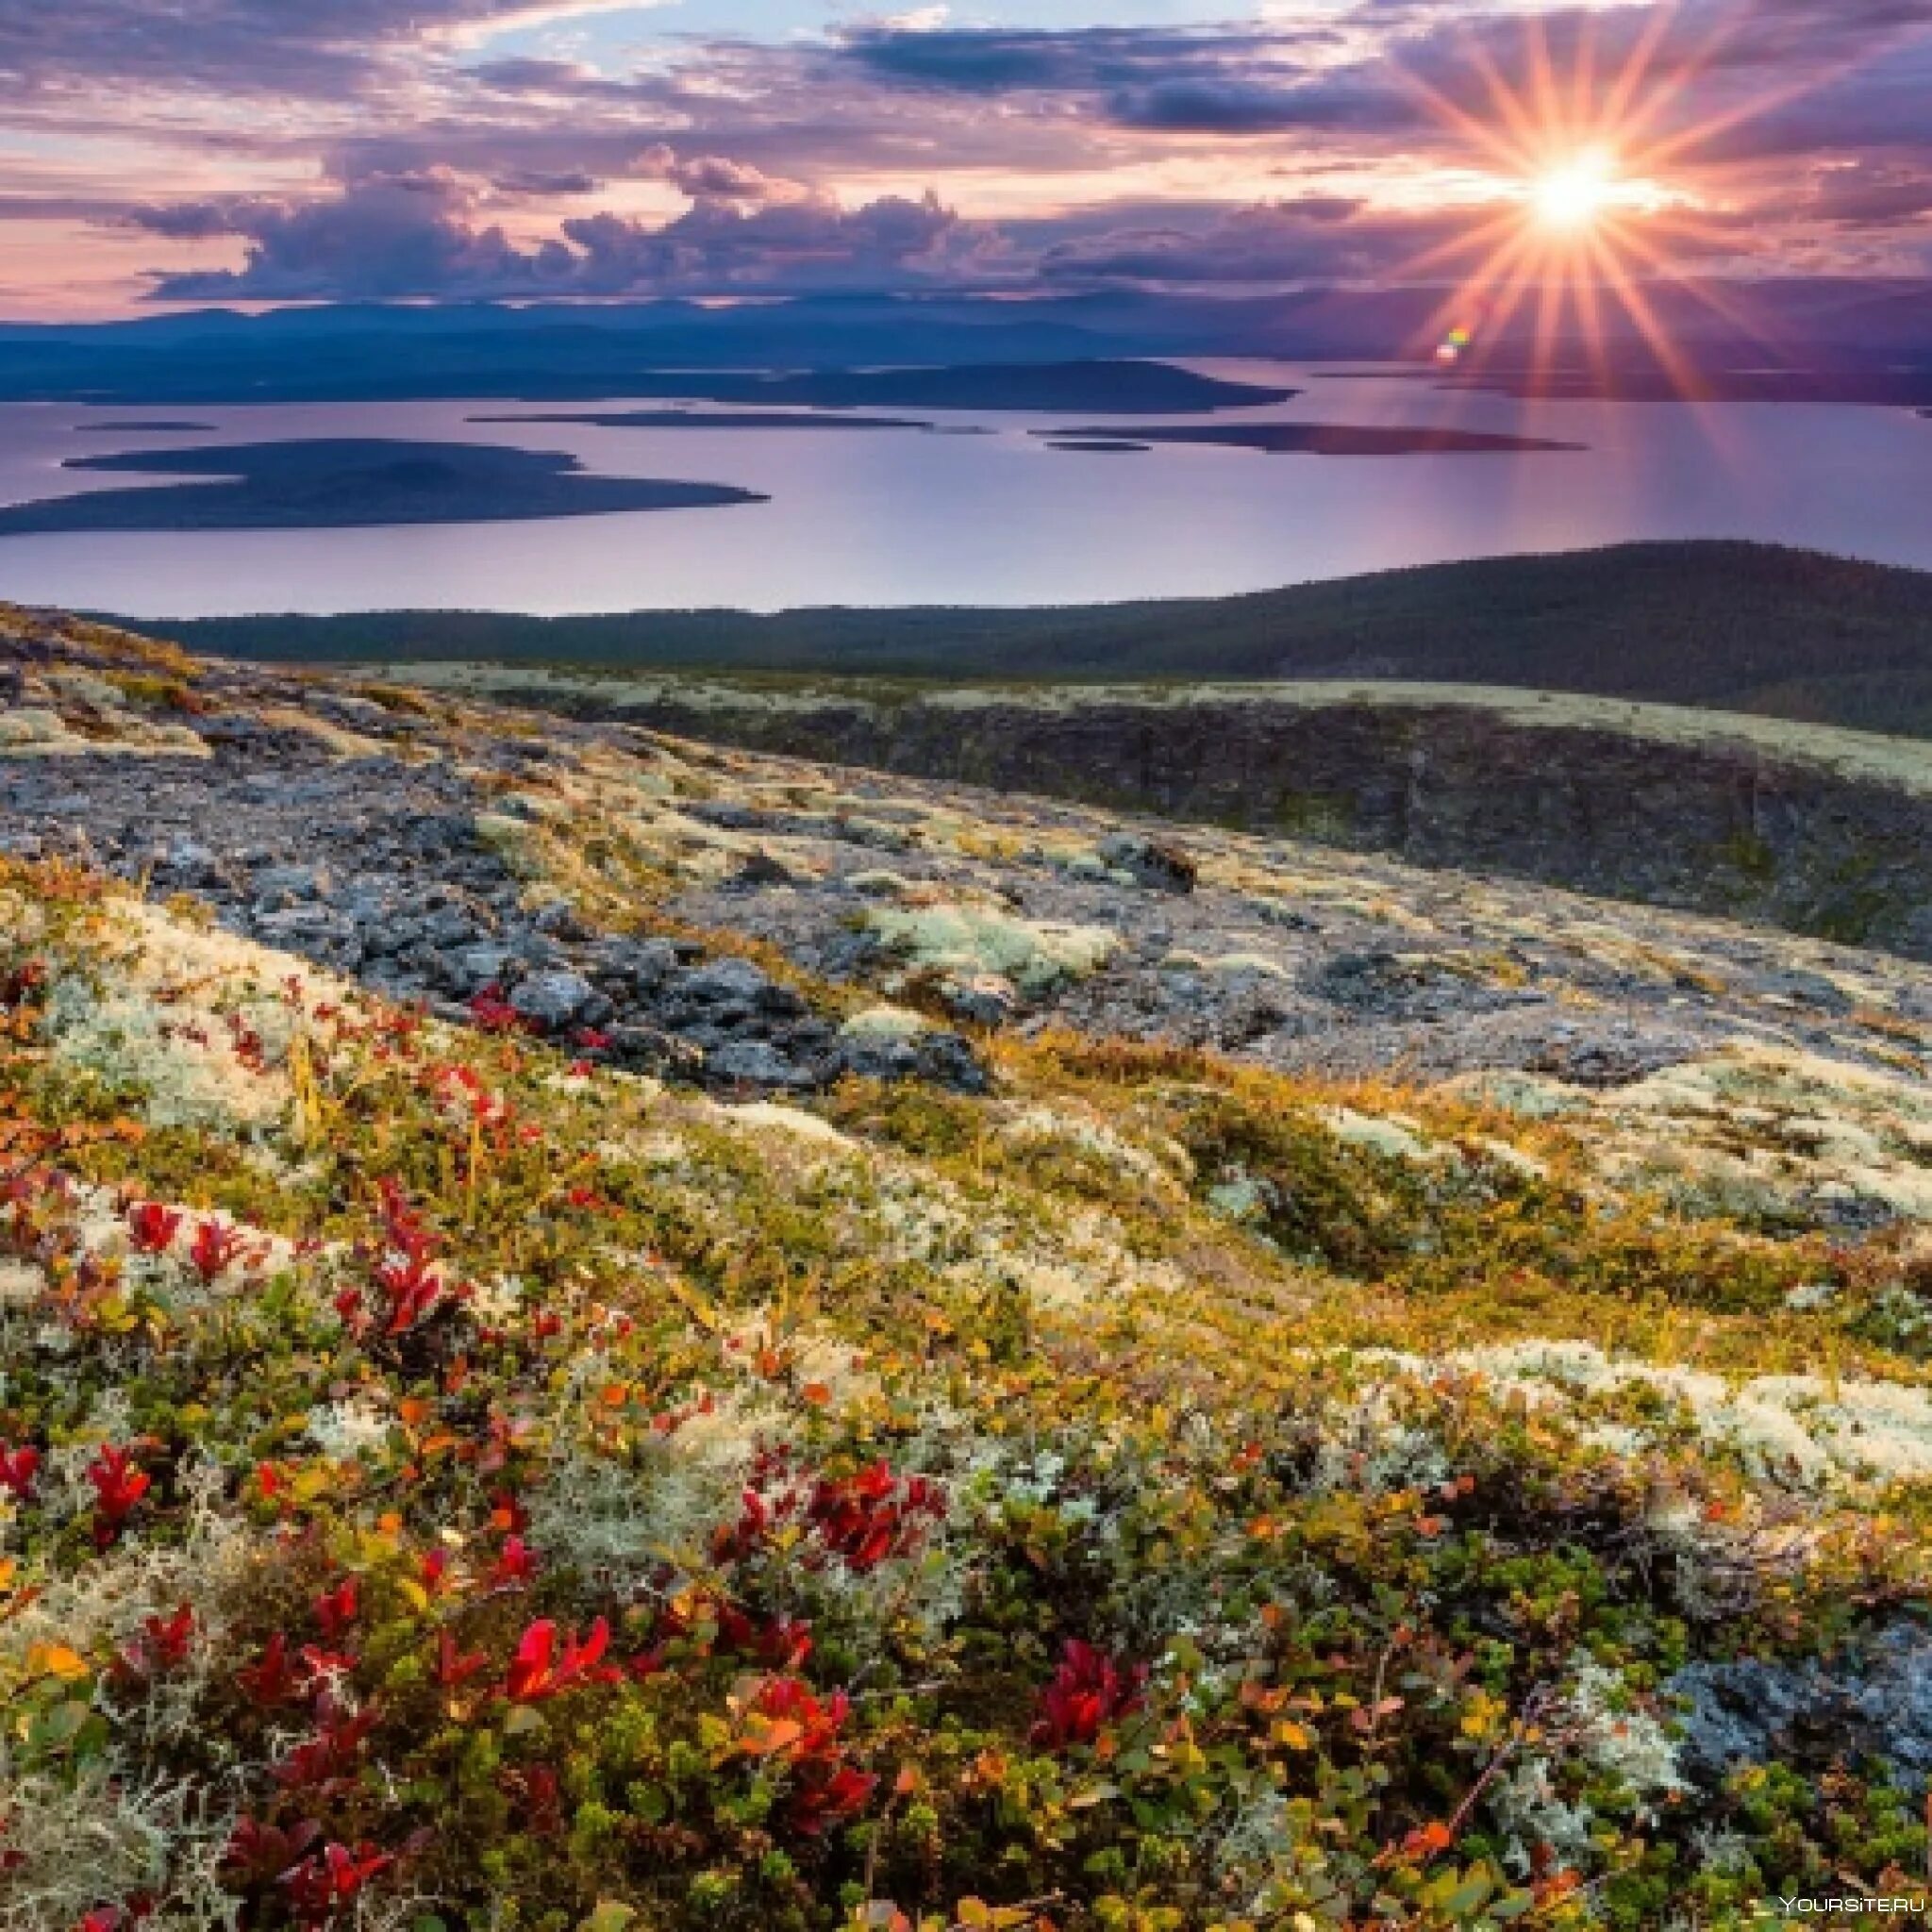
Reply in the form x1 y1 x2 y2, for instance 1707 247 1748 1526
2 280 1931 405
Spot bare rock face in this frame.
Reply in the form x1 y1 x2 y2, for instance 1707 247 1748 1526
582 682 1932 963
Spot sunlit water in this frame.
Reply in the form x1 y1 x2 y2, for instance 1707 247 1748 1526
0 361 1928 617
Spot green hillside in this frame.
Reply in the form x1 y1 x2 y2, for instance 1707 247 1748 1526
149 540 1932 736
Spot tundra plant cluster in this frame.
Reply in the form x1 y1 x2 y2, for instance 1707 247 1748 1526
8 853 1932 1932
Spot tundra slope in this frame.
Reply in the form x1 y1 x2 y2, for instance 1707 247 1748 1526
399 664 1932 965
11 608 1932 1927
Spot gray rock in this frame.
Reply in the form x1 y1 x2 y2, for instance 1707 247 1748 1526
448 942 515 993
508 931 567 970
1098 832 1198 895
688 802 764 830
532 899 591 940
158 837 220 882
681 958 773 1005
707 1040 812 1089
509 970 596 1029
941 974 1018 1027
732 850 797 888
421 905 480 948
605 1024 706 1076
836 1027 987 1093
1674 1622 1932 1787
254 906 351 942
1759 968 1855 1014
584 937 679 989
252 861 328 906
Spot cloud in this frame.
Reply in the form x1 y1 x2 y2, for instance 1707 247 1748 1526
558 190 991 294
1800 159 1932 227
139 169 993 301
142 171 569 302
11 0 1932 312
1036 197 1480 290
632 145 806 207
469 57 605 93
0 0 672 96
837 23 1322 98
491 169 602 198
425 0 676 47
837 7 1932 165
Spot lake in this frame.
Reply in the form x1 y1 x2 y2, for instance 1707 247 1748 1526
1 361 1930 617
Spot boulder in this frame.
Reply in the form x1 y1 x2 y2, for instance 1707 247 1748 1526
1097 832 1198 895
509 970 596 1029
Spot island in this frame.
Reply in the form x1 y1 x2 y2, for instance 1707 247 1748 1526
1034 423 1586 456
0 440 767 536
466 361 1296 415
75 420 218 433
471 409 936 432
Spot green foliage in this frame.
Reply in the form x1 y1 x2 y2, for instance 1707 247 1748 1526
4 830 1932 1931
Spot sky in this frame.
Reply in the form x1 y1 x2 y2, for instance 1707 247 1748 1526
2 0 1931 318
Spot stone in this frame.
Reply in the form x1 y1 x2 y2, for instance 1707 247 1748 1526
158 837 220 881
252 861 328 906
584 937 680 989
680 958 773 1005
254 906 351 942
1674 1622 1932 1789
508 971 596 1029
421 905 480 948
450 942 516 992
941 974 1018 1027
605 1024 706 1076
732 850 797 888
532 899 591 939
707 1040 812 1089
1098 832 1198 895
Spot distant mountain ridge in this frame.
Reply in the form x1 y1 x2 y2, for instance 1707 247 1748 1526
4 279 1932 401
152 541 1932 740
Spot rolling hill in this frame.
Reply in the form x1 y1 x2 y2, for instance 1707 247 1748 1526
152 541 1932 739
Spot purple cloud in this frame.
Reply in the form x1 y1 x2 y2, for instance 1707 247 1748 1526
1036 198 1482 290
140 169 995 301
142 171 570 302
9 1 1932 311
632 146 804 207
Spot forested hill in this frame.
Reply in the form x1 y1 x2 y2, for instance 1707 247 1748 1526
150 540 1932 737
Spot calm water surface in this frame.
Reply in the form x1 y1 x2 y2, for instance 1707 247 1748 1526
0 362 1928 617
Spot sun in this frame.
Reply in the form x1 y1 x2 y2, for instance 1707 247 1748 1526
1385 2 1801 391
1531 149 1618 232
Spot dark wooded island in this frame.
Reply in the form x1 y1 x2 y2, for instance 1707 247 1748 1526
0 441 766 536
470 410 936 432
1035 423 1586 456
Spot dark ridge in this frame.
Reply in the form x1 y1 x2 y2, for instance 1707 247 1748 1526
145 541 1932 739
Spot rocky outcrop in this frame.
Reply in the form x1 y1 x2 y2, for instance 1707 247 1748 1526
0 607 985 1096
509 678 1932 961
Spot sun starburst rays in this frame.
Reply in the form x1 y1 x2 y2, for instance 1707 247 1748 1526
1387 3 1811 397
